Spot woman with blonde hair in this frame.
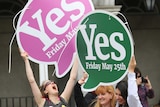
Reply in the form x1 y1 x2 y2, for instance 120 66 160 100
94 85 116 107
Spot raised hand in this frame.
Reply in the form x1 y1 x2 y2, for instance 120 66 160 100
19 48 28 61
78 72 88 85
128 55 136 72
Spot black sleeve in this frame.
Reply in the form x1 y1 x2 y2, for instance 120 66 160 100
85 92 97 106
74 82 87 107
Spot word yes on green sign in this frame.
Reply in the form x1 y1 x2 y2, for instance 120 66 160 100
76 10 134 91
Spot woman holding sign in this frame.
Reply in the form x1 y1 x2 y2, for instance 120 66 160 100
115 56 143 107
19 49 79 107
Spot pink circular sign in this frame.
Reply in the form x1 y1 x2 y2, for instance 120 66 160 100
16 0 94 77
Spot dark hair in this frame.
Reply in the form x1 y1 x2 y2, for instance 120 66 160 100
116 80 128 107
40 85 48 98
158 100 160 105
134 67 142 78
39 80 52 98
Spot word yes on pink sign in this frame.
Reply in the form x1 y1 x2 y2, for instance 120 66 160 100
16 0 94 77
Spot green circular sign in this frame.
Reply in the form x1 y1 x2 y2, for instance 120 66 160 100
76 10 134 91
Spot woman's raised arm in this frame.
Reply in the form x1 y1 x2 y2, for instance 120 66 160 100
19 49 44 106
61 54 79 103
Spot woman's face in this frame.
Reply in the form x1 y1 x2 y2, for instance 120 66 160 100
43 80 58 95
97 92 113 106
136 73 142 85
115 88 126 105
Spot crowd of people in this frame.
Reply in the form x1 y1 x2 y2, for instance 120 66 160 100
75 56 144 107
19 48 156 107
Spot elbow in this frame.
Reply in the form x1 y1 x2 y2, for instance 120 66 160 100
128 94 139 101
70 75 77 81
28 78 36 84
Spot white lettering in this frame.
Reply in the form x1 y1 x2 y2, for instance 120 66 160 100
61 0 85 21
46 8 70 35
18 9 57 51
80 24 97 60
95 33 110 60
101 63 113 72
86 62 101 71
79 24 126 62
46 39 67 58
110 32 126 61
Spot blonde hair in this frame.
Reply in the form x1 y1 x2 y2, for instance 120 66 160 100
94 85 116 107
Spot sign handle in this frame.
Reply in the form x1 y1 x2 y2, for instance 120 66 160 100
39 64 48 85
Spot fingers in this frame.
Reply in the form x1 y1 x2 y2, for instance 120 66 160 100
78 71 88 85
82 71 88 79
19 48 23 53
19 48 29 60
128 55 136 72
145 75 149 79
131 55 136 66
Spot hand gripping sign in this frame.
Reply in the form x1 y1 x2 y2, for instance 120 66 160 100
76 10 134 91
16 0 94 77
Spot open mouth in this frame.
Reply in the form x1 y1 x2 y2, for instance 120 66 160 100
52 86 56 90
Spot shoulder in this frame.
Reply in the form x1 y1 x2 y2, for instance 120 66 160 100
37 98 46 107
59 97 68 105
